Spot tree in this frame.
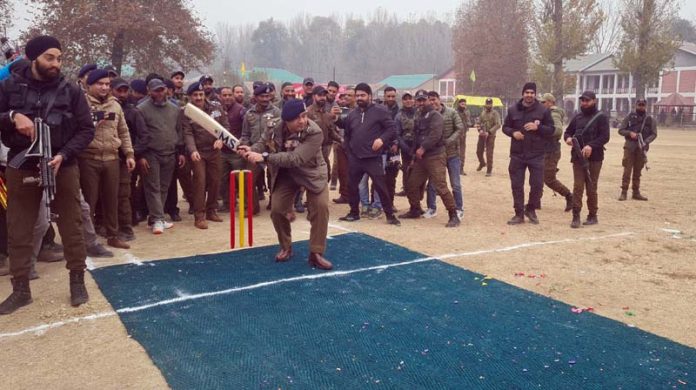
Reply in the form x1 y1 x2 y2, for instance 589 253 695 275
672 17 696 43
453 0 534 101
591 0 623 53
0 0 13 36
614 0 681 99
251 18 289 69
24 0 215 76
533 0 604 100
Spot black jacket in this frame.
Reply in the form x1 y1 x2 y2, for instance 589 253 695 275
502 99 555 158
341 103 396 159
414 105 445 158
563 106 610 162
0 65 95 167
118 99 148 158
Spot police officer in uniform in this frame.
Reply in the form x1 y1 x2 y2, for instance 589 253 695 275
617 98 657 201
0 36 95 314
395 92 417 197
238 99 333 270
563 91 610 228
240 83 281 214
475 98 501 177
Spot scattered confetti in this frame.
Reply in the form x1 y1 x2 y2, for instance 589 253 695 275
514 272 547 279
568 360 576 365
522 368 528 372
483 276 493 280
625 311 636 317
571 307 594 314
336 368 341 371
481 282 488 286
622 306 630 310
678 379 687 385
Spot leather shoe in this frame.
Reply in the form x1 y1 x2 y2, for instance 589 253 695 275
107 237 131 250
194 219 209 230
332 196 349 204
206 213 223 222
169 212 182 222
275 247 293 262
308 252 333 270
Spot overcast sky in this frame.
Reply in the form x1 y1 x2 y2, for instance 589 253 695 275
6 0 696 38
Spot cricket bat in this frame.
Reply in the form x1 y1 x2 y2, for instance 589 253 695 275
183 103 240 151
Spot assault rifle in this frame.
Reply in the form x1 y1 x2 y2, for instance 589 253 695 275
637 132 650 171
571 136 592 186
9 118 57 223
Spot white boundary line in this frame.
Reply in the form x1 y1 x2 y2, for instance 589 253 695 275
0 231 634 341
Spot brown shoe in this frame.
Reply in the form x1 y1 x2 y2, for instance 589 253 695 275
206 212 223 222
107 237 131 250
308 252 333 270
275 247 293 262
37 248 64 263
194 219 209 230
332 196 349 204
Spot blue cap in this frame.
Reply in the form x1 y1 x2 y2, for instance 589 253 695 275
281 99 306 121
78 63 97 78
254 83 273 96
187 81 204 95
86 69 110 85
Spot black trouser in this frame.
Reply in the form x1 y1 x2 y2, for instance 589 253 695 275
348 155 394 216
385 164 400 206
508 154 544 215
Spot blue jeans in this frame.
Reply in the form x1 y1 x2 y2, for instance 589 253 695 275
427 156 463 211
359 174 382 209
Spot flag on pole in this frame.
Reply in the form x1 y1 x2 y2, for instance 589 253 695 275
469 69 476 82
240 62 247 79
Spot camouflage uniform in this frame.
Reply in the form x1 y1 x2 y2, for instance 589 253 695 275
543 105 572 200
456 106 471 171
241 103 281 213
476 108 501 174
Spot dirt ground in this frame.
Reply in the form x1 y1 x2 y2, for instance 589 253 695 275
1 128 694 389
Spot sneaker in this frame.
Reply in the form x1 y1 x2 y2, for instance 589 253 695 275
152 221 165 235
456 210 464 220
338 213 360 222
360 205 370 218
367 208 383 219
422 208 437 219
163 221 174 229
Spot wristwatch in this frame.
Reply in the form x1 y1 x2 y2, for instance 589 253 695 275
262 152 269 162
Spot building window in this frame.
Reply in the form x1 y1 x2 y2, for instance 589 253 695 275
439 79 456 99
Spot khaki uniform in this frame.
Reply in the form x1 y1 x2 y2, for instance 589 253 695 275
543 106 571 197
80 94 134 239
306 102 342 180
251 120 329 253
476 108 501 174
618 112 657 193
183 101 229 221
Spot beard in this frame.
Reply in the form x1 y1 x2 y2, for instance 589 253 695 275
356 99 368 108
35 61 60 80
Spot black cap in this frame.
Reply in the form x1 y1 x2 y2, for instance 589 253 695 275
414 89 428 101
312 85 327 95
104 65 119 78
402 92 413 99
580 91 596 100
199 74 214 84
111 77 129 90
303 77 315 86
171 70 185 79
485 97 493 104
636 98 647 105
147 78 167 91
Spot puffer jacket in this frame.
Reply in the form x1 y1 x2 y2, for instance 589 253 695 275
81 94 133 161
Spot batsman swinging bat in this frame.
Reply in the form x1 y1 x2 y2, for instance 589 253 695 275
183 103 241 151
